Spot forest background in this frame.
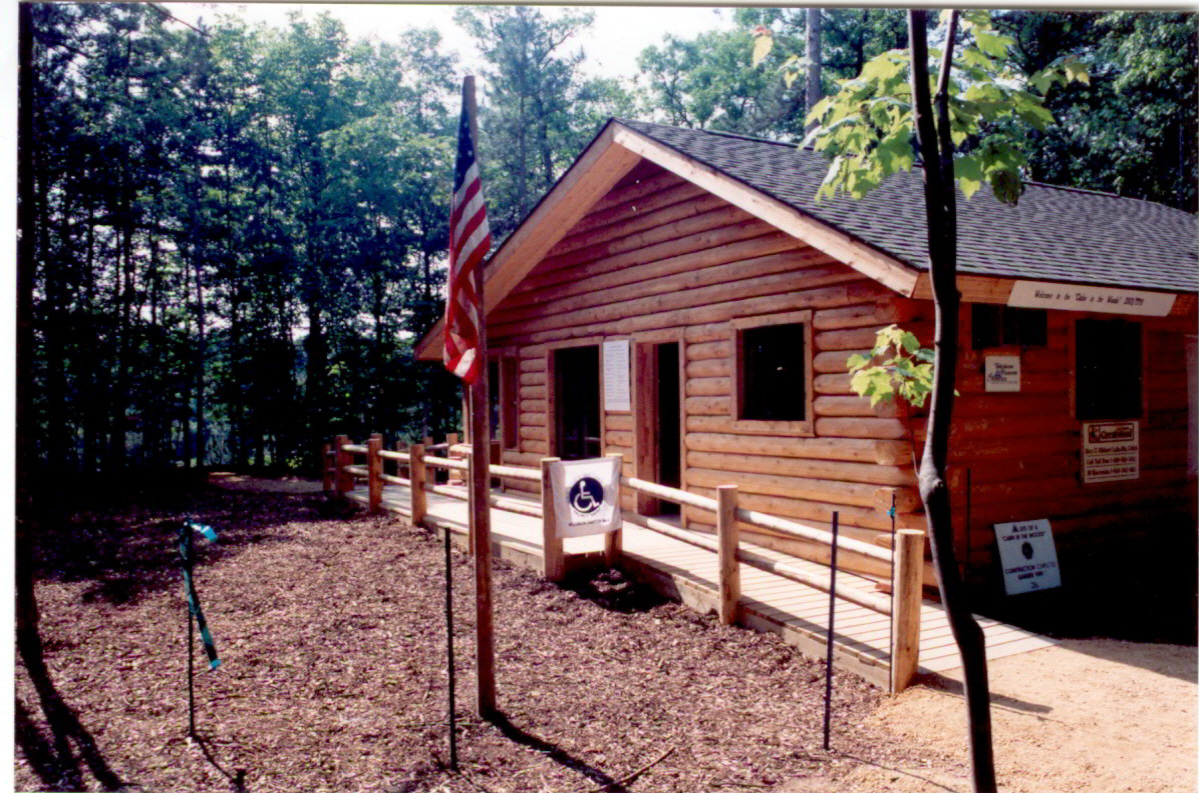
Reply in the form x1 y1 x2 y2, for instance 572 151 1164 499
17 3 1198 479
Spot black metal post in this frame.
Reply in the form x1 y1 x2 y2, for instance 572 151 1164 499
185 531 196 739
965 468 972 580
444 529 458 770
823 511 839 750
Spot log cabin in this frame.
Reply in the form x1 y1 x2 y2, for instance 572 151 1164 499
415 118 1199 598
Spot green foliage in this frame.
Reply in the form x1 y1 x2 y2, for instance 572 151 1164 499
845 325 936 409
757 11 1087 205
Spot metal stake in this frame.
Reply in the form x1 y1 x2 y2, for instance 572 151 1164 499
185 532 197 739
444 529 458 770
823 511 839 750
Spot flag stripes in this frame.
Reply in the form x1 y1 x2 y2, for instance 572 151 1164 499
444 99 491 384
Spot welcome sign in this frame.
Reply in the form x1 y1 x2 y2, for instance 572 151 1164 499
550 457 622 538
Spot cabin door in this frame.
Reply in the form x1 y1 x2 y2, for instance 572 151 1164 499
553 345 601 461
635 341 681 516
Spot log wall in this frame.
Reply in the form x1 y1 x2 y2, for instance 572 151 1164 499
485 158 1198 591
488 161 924 564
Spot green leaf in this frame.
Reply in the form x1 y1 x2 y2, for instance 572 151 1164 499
973 30 1013 59
989 169 1025 206
954 153 985 200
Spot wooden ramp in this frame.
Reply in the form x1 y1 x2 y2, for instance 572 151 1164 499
350 483 1053 689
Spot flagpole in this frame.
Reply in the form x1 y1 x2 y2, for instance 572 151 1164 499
462 75 497 720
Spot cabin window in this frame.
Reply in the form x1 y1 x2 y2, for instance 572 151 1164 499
972 305 1047 349
1075 318 1143 420
488 357 519 449
731 310 815 436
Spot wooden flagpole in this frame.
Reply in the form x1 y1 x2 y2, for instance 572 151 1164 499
463 75 497 719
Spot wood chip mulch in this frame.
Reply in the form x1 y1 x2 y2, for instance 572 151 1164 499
15 481 962 792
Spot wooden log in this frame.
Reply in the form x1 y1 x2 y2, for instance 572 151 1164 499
571 178 706 235
685 357 729 379
686 340 732 360
686 450 917 487
685 396 730 416
733 490 922 534
541 458 564 581
687 466 885 509
605 452 624 566
514 218 779 300
549 188 728 259
814 417 909 439
409 442 427 526
814 395 903 418
890 527 923 688
685 377 730 397
814 373 853 395
367 434 383 513
606 430 634 449
815 321 935 352
335 435 353 496
518 385 547 401
812 298 925 331
499 281 893 348
606 414 634 432
518 372 546 386
684 431 913 465
492 256 849 339
587 170 687 216
716 484 741 625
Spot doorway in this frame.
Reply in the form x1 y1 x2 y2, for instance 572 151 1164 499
553 345 600 461
635 340 681 517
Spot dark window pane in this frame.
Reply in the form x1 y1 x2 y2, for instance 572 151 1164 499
973 305 1047 348
742 323 807 421
488 360 500 440
554 346 600 460
1076 319 1142 420
972 304 1002 349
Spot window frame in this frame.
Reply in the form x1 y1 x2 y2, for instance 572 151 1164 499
730 309 815 437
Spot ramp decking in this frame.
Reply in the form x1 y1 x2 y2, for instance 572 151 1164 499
350 482 1053 689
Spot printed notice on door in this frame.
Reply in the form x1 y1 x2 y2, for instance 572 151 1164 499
602 339 631 412
1082 420 1140 484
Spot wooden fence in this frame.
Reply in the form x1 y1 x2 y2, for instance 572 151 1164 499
323 434 926 693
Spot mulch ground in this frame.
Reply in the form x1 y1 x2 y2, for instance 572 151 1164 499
15 479 962 792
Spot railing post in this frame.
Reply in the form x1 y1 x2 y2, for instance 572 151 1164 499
490 440 502 491
322 442 333 492
604 452 624 567
447 432 462 484
540 457 564 582
716 484 741 625
409 442 427 527
422 436 434 489
367 433 383 513
334 434 353 497
890 529 926 694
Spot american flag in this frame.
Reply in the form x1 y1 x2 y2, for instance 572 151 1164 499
443 97 491 384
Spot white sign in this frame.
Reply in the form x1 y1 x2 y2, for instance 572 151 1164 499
602 339 631 412
550 457 622 538
984 355 1021 392
1008 280 1176 317
994 519 1061 595
1082 420 1140 484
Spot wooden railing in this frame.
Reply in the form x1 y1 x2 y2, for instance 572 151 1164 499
325 434 926 692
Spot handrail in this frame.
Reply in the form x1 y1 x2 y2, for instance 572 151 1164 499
379 449 409 462
489 463 540 481
381 474 410 487
342 444 368 454
623 475 718 512
736 507 894 565
344 465 369 477
625 510 891 615
424 454 467 470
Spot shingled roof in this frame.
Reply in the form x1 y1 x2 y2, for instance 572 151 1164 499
620 119 1199 294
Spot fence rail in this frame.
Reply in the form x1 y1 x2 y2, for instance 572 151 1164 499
325 433 925 692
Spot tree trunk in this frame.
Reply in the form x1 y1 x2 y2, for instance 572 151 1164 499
907 9 996 792
806 8 822 131
16 1 41 655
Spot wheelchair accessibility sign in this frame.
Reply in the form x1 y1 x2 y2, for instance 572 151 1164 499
550 457 622 538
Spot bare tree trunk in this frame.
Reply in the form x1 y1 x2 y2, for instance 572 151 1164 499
806 8 822 132
17 2 41 655
907 9 996 792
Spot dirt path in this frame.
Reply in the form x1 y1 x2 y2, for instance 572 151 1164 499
848 639 1197 792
